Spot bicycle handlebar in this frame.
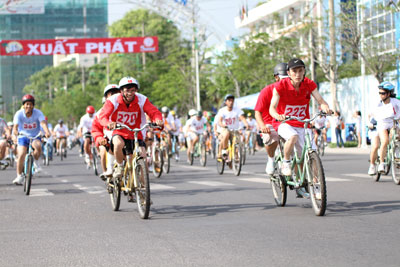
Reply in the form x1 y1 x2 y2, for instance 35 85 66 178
281 111 330 124
18 132 43 140
115 122 161 132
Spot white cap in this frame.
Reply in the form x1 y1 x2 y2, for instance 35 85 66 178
188 109 197 116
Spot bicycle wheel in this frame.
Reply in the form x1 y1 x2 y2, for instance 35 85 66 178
109 175 121 211
24 155 34 195
391 142 400 185
8 150 14 167
162 147 170 173
374 161 381 182
134 158 151 219
92 146 99 176
45 144 50 166
232 144 242 176
60 145 63 161
242 145 247 165
200 143 207 167
271 172 287 207
189 148 194 166
152 146 163 178
306 151 327 216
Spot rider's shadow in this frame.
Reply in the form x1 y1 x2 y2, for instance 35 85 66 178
326 200 400 217
151 202 275 219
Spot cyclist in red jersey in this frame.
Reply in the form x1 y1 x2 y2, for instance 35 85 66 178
254 62 287 175
98 76 163 178
270 58 331 176
92 84 120 180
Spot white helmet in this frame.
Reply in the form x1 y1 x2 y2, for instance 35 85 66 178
188 109 197 116
118 76 140 89
103 84 119 96
7 121 13 127
161 106 169 113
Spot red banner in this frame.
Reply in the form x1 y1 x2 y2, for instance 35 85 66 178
0 37 159 56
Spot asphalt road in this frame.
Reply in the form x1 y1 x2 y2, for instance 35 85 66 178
1 147 400 267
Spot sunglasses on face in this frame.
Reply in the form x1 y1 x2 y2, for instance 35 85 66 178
379 91 388 95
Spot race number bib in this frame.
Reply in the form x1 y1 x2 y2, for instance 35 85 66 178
117 111 138 125
23 122 38 130
224 117 236 126
284 105 307 119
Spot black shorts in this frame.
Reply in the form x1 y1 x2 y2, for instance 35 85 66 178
110 135 146 155
84 132 92 139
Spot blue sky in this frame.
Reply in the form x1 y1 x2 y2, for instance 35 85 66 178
108 0 260 45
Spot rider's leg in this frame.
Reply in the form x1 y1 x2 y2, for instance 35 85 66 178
220 129 229 155
16 144 28 176
84 137 92 159
32 140 42 161
186 134 193 159
370 134 380 164
112 136 125 165
99 145 107 172
0 140 6 160
378 129 389 165
192 134 199 153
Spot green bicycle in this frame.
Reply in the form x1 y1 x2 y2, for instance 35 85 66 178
270 112 328 216
374 120 400 185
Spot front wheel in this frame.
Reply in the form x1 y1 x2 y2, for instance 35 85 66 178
232 144 242 176
109 175 121 211
242 146 247 165
162 148 170 174
24 155 34 195
271 174 287 207
152 147 163 178
306 151 327 216
200 142 207 167
135 159 151 219
92 146 99 176
391 142 400 185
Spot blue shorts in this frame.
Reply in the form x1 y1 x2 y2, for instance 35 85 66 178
18 136 41 147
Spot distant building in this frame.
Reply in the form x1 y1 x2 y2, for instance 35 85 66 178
0 0 108 114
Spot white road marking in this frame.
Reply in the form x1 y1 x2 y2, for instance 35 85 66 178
188 181 234 187
73 184 106 194
151 183 175 190
344 173 373 179
29 188 54 197
239 178 270 184
326 177 352 182
60 179 68 183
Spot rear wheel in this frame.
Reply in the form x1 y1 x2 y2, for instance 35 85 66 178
242 145 247 165
152 146 163 178
232 144 242 176
135 159 151 219
391 142 400 185
307 152 327 216
109 175 121 211
162 147 170 173
200 142 207 167
24 155 33 195
60 144 63 161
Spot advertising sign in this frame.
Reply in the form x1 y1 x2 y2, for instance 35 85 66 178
0 37 159 56
0 0 44 14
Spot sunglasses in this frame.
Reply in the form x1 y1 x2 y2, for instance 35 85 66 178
379 91 388 95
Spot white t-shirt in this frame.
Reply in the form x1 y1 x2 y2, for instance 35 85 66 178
188 116 208 134
163 113 175 130
172 117 181 135
53 124 69 138
314 116 327 129
371 98 400 130
247 118 257 133
217 106 244 130
79 113 94 134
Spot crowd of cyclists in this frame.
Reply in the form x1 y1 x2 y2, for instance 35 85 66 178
1 57 400 191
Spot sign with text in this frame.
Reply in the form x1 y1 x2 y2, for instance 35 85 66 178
0 0 44 14
0 37 159 56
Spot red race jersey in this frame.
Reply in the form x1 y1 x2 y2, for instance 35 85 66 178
99 93 162 140
91 111 105 147
254 83 276 125
272 77 317 129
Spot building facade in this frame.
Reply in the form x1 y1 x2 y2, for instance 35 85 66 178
0 0 108 114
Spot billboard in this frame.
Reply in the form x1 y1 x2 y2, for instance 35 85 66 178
0 0 44 14
0 37 159 56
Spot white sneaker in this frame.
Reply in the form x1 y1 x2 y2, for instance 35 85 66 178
148 164 153 172
13 173 25 185
281 161 292 176
85 155 90 165
175 154 180 161
368 164 376 176
113 165 124 178
378 163 386 173
34 161 42 173
104 168 113 177
222 149 228 156
265 159 275 175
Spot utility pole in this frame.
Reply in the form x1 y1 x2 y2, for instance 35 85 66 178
328 0 338 112
359 1 367 148
192 0 201 111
